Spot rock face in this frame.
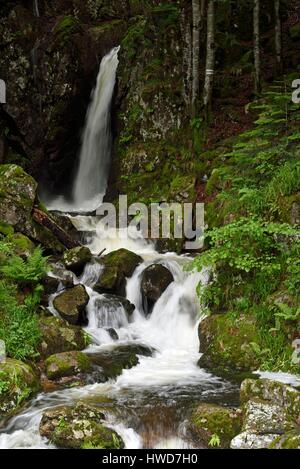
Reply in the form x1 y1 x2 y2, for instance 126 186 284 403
63 246 92 274
198 313 261 374
94 249 142 297
38 316 87 357
188 403 243 449
53 284 89 325
0 359 40 420
45 351 91 380
39 403 124 449
230 379 300 449
141 264 174 315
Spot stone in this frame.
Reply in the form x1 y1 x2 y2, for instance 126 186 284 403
188 403 243 449
53 284 89 325
141 264 174 315
38 316 88 358
0 359 40 420
93 265 126 297
45 351 92 380
101 249 142 278
242 400 286 435
230 431 278 449
63 246 92 274
39 403 124 449
10 233 35 258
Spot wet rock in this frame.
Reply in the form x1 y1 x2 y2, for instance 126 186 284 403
188 403 243 449
0 359 40 420
94 249 142 297
198 313 261 374
38 316 88 358
40 275 60 305
141 264 174 315
45 351 92 380
53 284 89 325
63 246 92 275
106 328 119 341
39 403 124 449
155 238 184 255
88 344 153 380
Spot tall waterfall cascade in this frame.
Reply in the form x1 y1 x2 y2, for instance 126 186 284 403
44 46 120 213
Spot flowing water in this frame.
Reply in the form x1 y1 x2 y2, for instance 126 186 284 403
0 45 239 449
46 47 120 213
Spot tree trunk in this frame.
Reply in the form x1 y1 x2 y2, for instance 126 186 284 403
192 0 201 116
32 208 81 249
203 0 215 122
181 7 192 108
253 0 261 93
274 0 282 74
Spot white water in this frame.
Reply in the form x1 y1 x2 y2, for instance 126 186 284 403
45 47 120 213
33 0 40 17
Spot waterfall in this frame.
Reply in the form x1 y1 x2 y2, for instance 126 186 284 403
33 0 40 17
72 46 120 212
44 47 120 213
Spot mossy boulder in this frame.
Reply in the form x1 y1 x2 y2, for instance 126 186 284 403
39 403 124 449
141 264 174 315
63 246 92 275
88 344 153 380
94 249 142 297
53 284 89 325
0 359 40 420
10 233 35 258
188 403 243 449
270 431 300 449
45 351 92 380
38 316 88 358
198 313 261 374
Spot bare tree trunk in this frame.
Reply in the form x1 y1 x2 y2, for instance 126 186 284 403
181 7 192 108
192 0 201 116
253 0 261 93
274 0 282 74
203 0 215 122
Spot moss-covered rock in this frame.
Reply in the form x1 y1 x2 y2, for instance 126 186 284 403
93 265 126 297
198 313 261 374
0 359 40 420
270 431 300 449
53 284 89 325
39 403 124 449
10 233 35 258
63 246 92 274
101 249 142 278
45 351 91 380
38 316 88 358
188 403 243 449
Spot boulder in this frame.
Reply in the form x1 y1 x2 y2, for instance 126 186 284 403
188 403 243 449
0 359 40 420
10 233 35 258
53 284 89 325
39 403 124 449
198 313 261 374
141 264 174 315
88 344 153 380
63 246 92 275
45 351 92 380
231 431 278 449
94 249 142 297
38 316 88 358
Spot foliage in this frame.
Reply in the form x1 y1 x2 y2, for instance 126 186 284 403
208 434 221 447
0 246 48 284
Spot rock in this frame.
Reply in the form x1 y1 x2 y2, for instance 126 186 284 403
92 294 135 329
243 400 286 435
40 275 60 305
0 165 37 234
94 249 142 297
240 378 300 425
0 359 40 420
198 313 261 374
141 264 174 315
39 403 124 449
188 403 243 449
269 431 300 449
106 328 119 341
10 233 35 258
63 246 92 275
38 316 88 358
231 431 278 449
53 284 89 325
45 351 92 380
155 238 184 255
88 344 153 380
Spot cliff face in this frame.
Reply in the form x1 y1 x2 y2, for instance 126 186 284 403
0 1 299 204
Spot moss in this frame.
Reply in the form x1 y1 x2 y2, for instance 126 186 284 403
0 221 14 236
199 313 262 374
102 249 142 278
45 351 92 380
270 431 300 449
189 403 243 449
0 359 40 420
10 233 35 257
289 23 300 40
